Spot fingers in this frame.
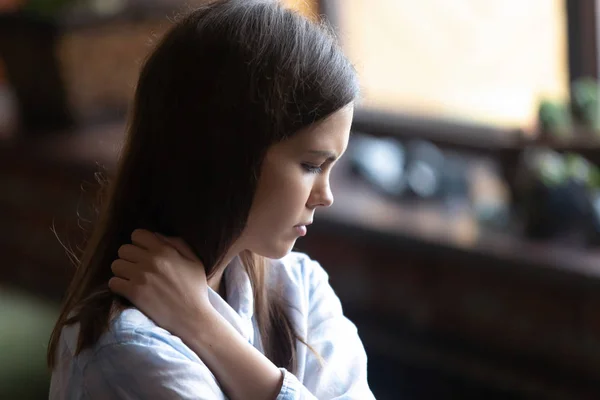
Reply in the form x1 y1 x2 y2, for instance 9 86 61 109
117 243 146 263
160 236 201 262
111 258 139 281
131 229 163 251
108 276 133 299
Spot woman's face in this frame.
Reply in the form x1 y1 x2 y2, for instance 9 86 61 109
239 104 354 259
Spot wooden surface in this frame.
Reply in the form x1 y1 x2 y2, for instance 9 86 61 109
3 121 600 282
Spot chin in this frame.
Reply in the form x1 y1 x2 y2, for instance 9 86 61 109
253 240 295 260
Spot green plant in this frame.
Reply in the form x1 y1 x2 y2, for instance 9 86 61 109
571 77 600 132
538 99 572 137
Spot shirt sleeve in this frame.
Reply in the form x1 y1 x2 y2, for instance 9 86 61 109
82 331 226 400
276 257 376 400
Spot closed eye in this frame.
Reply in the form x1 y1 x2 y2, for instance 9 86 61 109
301 163 323 174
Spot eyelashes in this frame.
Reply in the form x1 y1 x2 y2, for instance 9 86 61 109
301 163 323 174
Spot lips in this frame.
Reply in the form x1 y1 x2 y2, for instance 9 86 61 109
295 225 308 236
294 221 312 237
295 221 313 227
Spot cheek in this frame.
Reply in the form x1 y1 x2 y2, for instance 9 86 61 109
248 168 309 232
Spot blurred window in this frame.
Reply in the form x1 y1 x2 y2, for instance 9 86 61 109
333 0 569 130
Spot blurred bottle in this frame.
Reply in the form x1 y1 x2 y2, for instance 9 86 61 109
0 83 19 139
470 158 511 230
0 0 75 135
404 140 445 200
0 59 18 139
349 134 406 197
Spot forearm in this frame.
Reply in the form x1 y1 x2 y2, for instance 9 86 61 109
180 307 284 400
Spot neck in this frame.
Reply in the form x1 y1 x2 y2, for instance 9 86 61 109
207 246 240 296
208 270 226 295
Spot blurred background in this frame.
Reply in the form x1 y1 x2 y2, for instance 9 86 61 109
2 0 600 398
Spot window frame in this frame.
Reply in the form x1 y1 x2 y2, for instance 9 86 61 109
318 0 598 153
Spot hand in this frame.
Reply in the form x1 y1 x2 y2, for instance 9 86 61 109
110 232 284 400
109 228 210 337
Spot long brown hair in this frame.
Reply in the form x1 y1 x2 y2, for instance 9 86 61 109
48 0 358 372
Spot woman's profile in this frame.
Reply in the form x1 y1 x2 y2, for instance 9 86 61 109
47 0 375 398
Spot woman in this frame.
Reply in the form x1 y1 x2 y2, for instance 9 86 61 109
48 1 375 399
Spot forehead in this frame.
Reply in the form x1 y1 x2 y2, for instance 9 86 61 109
284 105 354 152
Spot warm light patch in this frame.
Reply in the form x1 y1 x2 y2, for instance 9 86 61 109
337 0 569 130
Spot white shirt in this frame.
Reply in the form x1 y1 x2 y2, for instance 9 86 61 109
49 252 376 399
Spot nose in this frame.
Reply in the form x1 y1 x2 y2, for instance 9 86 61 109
308 179 334 208
321 185 334 207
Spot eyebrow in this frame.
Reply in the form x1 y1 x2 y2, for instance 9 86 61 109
306 150 338 162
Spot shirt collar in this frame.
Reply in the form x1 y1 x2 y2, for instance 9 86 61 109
206 256 255 341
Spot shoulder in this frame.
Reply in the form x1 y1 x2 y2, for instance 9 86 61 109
62 308 201 374
92 308 200 363
52 309 223 399
80 309 223 398
269 252 340 321
270 251 329 290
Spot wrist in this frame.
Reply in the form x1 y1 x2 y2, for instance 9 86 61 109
177 301 218 346
175 305 284 400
